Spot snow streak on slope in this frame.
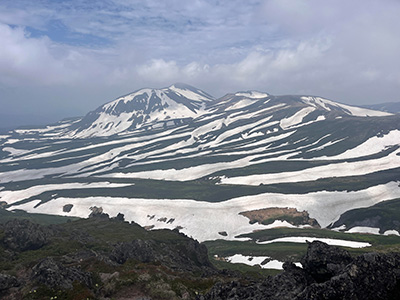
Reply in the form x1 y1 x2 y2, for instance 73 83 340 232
256 237 371 248
321 129 400 159
280 107 315 129
0 182 132 205
301 96 393 117
220 151 400 185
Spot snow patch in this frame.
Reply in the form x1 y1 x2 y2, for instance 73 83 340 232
321 130 400 159
220 151 400 185
346 226 380 235
235 91 269 98
225 254 285 270
301 96 392 117
257 237 371 248
280 107 315 130
384 230 400 236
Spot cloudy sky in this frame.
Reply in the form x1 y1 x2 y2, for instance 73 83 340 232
1 0 399 128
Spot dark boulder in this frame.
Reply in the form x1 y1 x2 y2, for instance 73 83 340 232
2 219 52 251
301 240 353 282
110 238 213 272
31 257 92 290
110 239 157 264
112 213 125 222
298 252 400 300
0 273 19 291
89 206 109 219
62 204 73 212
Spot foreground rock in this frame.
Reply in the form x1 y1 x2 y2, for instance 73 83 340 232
2 219 53 251
0 215 217 299
2 215 400 299
0 274 19 291
200 241 400 300
110 238 212 272
31 257 92 290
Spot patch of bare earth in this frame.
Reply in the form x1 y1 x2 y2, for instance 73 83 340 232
239 207 320 227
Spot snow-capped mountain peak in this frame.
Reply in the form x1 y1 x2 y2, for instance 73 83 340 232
62 84 393 138
68 84 214 138
167 83 215 102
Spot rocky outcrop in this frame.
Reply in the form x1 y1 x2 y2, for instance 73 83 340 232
31 257 92 290
88 206 109 218
202 263 314 300
110 239 157 264
0 273 19 291
110 237 213 272
63 204 73 212
301 240 353 282
0 215 217 298
200 241 400 300
298 251 400 299
2 219 52 251
239 207 320 227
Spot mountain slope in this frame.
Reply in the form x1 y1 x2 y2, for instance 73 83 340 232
362 101 400 114
68 83 214 138
0 85 399 242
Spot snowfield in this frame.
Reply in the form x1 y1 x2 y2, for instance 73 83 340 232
8 182 400 242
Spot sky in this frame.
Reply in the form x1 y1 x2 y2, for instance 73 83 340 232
0 0 400 128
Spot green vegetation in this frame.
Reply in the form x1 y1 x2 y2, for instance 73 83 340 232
210 256 281 277
259 215 308 226
204 227 400 272
0 208 79 225
0 216 222 299
237 227 400 247
332 198 400 233
205 239 307 262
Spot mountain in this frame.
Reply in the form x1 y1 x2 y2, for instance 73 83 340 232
0 84 400 244
361 101 400 114
67 83 214 138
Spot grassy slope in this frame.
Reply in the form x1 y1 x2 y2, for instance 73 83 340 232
0 208 79 225
204 227 400 270
331 198 400 233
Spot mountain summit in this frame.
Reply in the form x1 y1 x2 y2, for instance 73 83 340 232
69 83 214 137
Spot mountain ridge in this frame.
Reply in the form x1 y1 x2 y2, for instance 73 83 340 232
0 83 399 243
65 84 392 138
